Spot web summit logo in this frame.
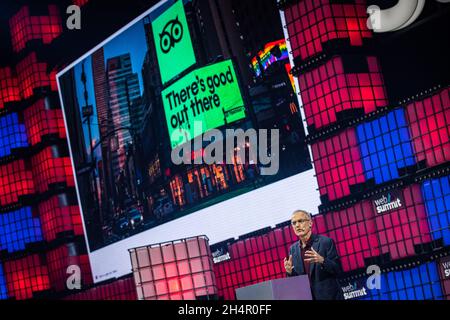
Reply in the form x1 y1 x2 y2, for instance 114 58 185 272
160 16 183 54
342 282 368 300
212 248 231 264
341 265 382 300
372 191 403 214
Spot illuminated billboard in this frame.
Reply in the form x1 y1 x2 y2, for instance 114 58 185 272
57 0 320 282
152 0 196 84
251 39 289 77
162 59 246 149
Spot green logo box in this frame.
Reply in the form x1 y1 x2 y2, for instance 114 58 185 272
162 59 247 149
152 0 197 85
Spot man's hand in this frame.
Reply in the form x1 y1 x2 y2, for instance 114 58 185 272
304 247 324 264
284 255 293 274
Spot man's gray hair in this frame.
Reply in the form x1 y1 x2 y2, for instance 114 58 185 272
291 210 312 220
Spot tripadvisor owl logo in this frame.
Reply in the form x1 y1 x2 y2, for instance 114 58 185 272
160 16 183 54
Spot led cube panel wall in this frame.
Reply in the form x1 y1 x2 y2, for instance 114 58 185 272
0 67 20 109
405 88 450 168
298 56 387 130
4 254 50 300
350 262 444 300
311 127 365 201
283 0 372 61
16 52 53 99
46 243 92 292
422 175 450 246
0 113 29 158
30 146 74 193
38 193 83 242
0 207 43 253
64 276 137 300
0 160 35 206
357 108 416 185
325 200 379 272
23 98 66 146
130 236 217 300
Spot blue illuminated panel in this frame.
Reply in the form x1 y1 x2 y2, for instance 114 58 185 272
0 264 7 300
0 113 28 158
0 207 43 253
357 262 443 300
357 108 416 184
422 175 450 246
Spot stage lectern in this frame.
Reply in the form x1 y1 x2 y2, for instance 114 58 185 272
235 275 313 300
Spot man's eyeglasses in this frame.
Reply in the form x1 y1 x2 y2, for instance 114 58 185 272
291 219 310 226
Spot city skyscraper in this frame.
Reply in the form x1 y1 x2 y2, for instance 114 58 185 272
106 53 141 180
91 48 114 226
91 48 112 212
92 48 110 151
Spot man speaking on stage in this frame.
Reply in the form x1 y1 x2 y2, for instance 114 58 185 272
284 210 344 300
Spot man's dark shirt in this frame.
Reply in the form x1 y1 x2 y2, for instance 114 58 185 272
300 237 312 278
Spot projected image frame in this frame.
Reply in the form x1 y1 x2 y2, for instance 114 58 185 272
56 0 320 282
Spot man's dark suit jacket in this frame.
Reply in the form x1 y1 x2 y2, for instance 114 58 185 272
287 234 344 300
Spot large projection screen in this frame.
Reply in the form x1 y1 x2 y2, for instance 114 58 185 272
57 0 321 282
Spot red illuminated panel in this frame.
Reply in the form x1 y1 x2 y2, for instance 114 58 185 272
50 69 58 92
235 240 263 298
311 128 365 201
214 262 233 300
244 236 284 285
0 160 35 206
215 246 274 299
214 241 247 300
23 98 66 145
46 243 92 292
0 67 20 109
405 88 450 168
131 236 217 300
9 5 62 53
31 146 74 193
284 0 372 62
73 0 90 6
312 214 326 235
4 254 50 300
375 185 432 261
325 201 379 272
16 52 51 99
38 194 83 242
299 56 387 129
64 276 137 300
